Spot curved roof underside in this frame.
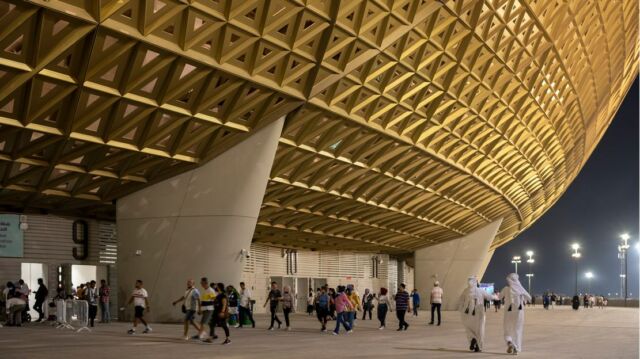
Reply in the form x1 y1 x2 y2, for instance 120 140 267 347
0 0 637 254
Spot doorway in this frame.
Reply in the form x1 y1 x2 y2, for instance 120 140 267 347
21 263 46 319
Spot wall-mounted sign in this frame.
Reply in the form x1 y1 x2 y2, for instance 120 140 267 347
0 214 23 257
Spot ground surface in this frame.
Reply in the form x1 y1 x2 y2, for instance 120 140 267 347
1 306 637 359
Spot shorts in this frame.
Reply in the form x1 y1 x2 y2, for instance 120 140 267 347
200 310 213 324
185 310 196 321
134 306 145 318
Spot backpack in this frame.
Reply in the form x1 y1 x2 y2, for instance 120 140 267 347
317 293 329 309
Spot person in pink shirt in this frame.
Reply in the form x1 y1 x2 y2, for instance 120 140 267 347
332 285 353 335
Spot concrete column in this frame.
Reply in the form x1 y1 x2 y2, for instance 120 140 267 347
116 118 284 322
414 219 502 311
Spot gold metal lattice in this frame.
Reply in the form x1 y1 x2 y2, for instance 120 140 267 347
0 0 637 252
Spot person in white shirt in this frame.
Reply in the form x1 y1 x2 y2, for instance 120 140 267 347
238 282 255 328
500 273 532 355
375 287 392 330
127 280 151 334
429 281 443 325
6 290 26 326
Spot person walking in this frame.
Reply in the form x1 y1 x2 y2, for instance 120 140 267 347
314 286 330 332
306 289 315 316
459 277 492 352
500 273 532 355
361 288 374 320
226 285 240 327
328 287 337 320
492 292 501 312
86 280 99 327
98 280 110 323
238 282 255 328
33 278 48 322
171 279 201 340
195 277 215 340
376 287 391 329
208 282 231 345
395 284 410 331
429 281 443 325
332 285 353 335
282 285 294 330
263 281 282 330
127 280 151 334
345 285 360 329
410 288 420 316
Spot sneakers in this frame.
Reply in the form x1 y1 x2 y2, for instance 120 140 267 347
204 338 214 343
378 326 384 330
470 338 477 351
143 327 152 334
332 331 339 335
233 323 240 328
127 329 135 335
183 336 190 341
428 321 434 325
222 338 231 345
191 335 200 340
268 327 274 331
507 342 514 354
321 328 327 332
347 330 353 334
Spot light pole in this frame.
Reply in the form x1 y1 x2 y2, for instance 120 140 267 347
571 243 581 295
618 233 630 306
511 255 522 274
526 250 534 295
585 272 593 294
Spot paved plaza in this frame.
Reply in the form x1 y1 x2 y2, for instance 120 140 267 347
1 306 637 359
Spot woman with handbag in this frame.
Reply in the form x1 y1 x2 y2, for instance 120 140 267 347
207 282 231 345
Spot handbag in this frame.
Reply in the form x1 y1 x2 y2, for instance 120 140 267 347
181 304 186 313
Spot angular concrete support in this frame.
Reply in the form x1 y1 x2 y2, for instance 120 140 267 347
414 219 502 311
117 118 284 322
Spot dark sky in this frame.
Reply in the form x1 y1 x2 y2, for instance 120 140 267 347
484 78 639 297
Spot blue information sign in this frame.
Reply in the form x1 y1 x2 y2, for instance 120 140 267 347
0 214 23 257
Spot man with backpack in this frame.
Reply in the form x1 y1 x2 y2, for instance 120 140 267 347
315 286 330 332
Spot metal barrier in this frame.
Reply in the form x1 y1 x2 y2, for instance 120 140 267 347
55 299 91 332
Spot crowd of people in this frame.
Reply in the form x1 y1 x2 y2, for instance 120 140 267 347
1 272 579 354
1 278 111 328
118 272 531 355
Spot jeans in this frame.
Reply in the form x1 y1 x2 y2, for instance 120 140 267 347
269 307 281 329
89 305 98 327
333 311 351 333
283 307 291 327
34 299 44 321
430 303 441 324
238 306 255 327
347 311 355 328
396 309 407 329
377 303 387 327
100 301 110 323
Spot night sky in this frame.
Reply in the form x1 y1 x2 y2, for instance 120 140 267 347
484 78 639 297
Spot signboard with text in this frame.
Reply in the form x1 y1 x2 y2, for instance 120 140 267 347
0 214 23 257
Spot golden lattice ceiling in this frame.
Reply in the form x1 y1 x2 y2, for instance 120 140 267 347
0 0 637 253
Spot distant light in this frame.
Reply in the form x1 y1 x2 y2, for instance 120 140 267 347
526 250 534 257
620 233 631 241
585 272 594 279
571 243 580 250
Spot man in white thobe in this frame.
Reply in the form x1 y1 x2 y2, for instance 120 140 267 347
459 277 492 352
500 273 532 355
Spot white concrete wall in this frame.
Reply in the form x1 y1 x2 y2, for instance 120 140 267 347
414 219 502 310
117 118 284 322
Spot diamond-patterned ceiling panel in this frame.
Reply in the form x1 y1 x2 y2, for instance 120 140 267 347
0 0 637 253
